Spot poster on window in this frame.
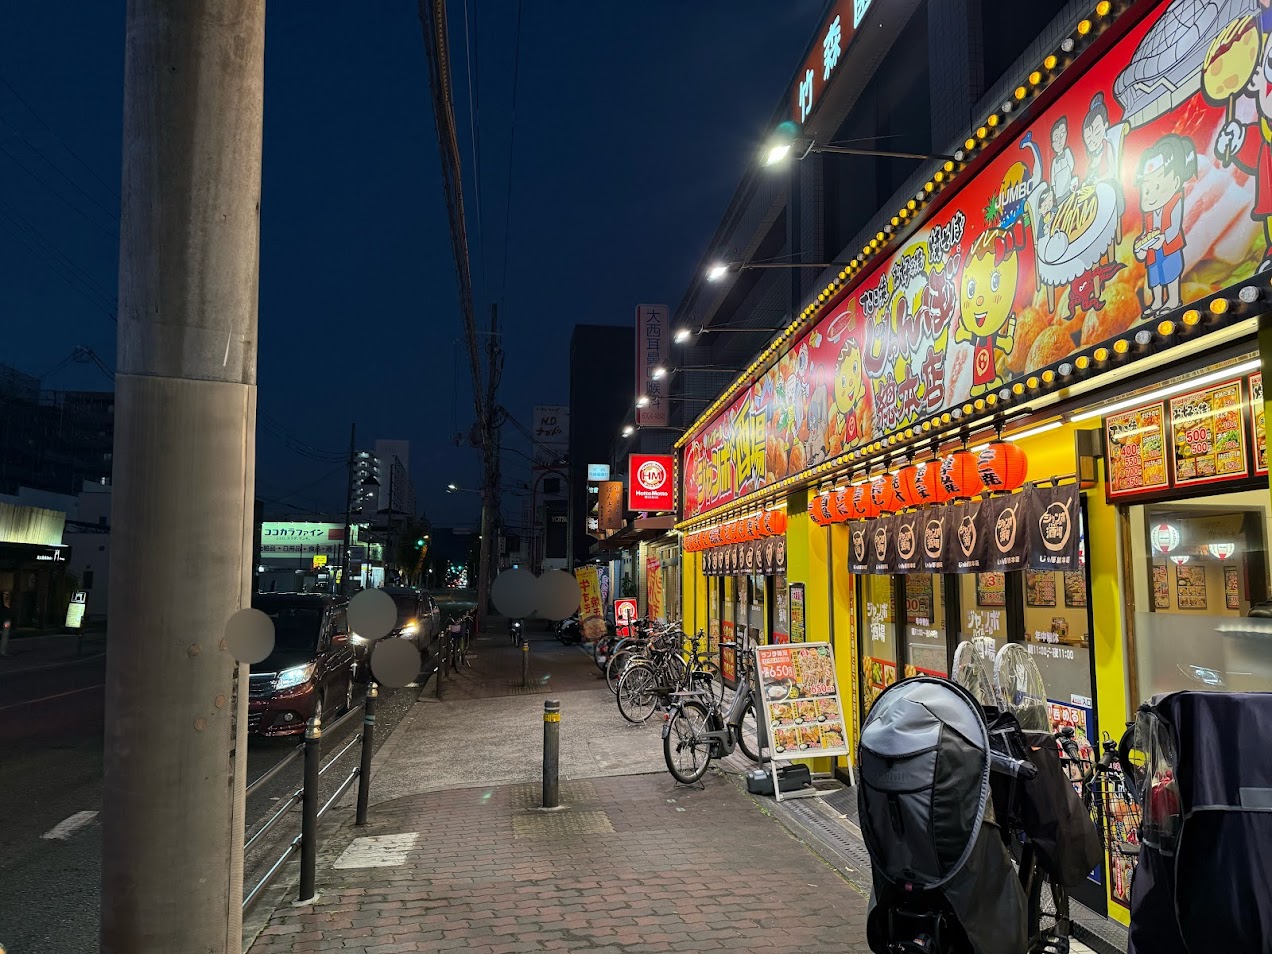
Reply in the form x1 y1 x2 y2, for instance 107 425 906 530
1252 372 1266 476
1063 571 1087 608
1152 563 1170 609
1026 569 1057 607
976 572 1006 607
1176 563 1207 610
789 583 806 643
1169 379 1247 488
1106 402 1170 498
646 557 663 622
1225 564 1240 610
861 655 898 714
904 574 933 621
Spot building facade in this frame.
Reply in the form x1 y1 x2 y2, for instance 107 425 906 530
669 0 1272 934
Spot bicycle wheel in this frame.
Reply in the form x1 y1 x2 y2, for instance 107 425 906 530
735 697 762 763
606 648 637 694
1026 856 1069 948
664 701 712 784
617 665 659 724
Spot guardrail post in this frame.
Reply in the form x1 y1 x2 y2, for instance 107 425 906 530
542 699 560 809
521 637 529 688
298 713 321 903
355 683 377 826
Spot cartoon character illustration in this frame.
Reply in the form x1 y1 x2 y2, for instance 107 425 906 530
827 340 871 457
1217 13 1272 267
806 383 830 465
1067 261 1127 322
1133 134 1198 317
956 230 1020 395
1082 92 1126 248
1051 116 1076 201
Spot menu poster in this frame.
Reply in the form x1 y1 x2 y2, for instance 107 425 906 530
1225 565 1240 610
1026 569 1057 607
1176 563 1207 610
1152 564 1170 609
789 583 806 643
1169 379 1247 488
754 643 849 763
1106 402 1170 498
977 572 1006 607
905 574 933 622
1252 372 1267 476
861 655 898 714
1063 571 1087 608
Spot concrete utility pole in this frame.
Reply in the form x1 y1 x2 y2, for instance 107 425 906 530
101 3 264 952
477 304 501 629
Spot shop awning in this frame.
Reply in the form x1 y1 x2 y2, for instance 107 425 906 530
590 515 675 553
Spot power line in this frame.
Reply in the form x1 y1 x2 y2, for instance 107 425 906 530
0 115 119 225
461 0 484 291
0 72 120 201
0 200 117 322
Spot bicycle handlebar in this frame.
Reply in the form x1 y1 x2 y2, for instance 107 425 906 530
990 751 1038 781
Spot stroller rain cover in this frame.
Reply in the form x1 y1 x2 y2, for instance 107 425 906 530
859 677 1026 954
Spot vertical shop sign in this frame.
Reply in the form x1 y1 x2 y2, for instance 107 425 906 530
646 557 664 621
531 406 569 458
635 304 668 427
597 481 624 530
789 583 806 643
1027 484 1081 571
614 597 638 633
576 566 606 640
773 582 790 644
1251 372 1266 475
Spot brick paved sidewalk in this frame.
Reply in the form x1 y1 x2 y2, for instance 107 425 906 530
251 771 872 954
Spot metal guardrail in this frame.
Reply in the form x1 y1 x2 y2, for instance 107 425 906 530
242 683 379 910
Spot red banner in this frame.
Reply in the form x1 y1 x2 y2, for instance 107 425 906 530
683 0 1270 518
628 454 674 512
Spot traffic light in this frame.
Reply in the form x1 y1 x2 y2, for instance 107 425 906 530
415 538 425 548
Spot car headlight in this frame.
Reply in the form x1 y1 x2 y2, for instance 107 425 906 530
275 662 317 691
400 622 418 636
351 634 368 646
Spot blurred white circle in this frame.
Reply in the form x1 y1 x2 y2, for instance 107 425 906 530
225 608 275 663
370 638 420 688
490 568 537 619
538 569 581 621
348 589 396 642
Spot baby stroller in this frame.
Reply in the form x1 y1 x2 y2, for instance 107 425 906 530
858 676 1036 954
1126 691 1272 953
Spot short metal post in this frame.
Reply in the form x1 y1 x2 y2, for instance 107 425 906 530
298 713 321 903
441 627 450 681
0 620 9 657
355 683 377 826
521 637 529 688
542 699 560 809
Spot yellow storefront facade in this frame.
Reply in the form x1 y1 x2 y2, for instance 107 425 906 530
674 0 1272 926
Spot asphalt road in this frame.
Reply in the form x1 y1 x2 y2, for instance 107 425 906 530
0 592 474 954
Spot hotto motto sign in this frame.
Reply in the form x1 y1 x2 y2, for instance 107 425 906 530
628 454 675 512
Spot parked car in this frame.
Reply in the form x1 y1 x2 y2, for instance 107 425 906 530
382 586 441 652
248 593 357 738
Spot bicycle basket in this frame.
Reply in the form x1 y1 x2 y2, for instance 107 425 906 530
992 643 1051 733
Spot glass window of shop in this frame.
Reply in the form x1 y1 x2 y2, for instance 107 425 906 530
1128 488 1272 699
659 547 680 625
903 574 949 678
706 575 721 657
956 572 1010 657
772 573 790 643
859 574 899 716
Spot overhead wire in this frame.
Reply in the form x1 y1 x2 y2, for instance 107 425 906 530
0 199 117 322
495 0 523 304
461 0 484 289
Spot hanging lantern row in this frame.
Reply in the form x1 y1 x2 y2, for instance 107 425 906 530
809 444 1028 525
684 509 787 552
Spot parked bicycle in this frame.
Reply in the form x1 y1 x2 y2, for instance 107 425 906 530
662 642 763 783
615 629 721 723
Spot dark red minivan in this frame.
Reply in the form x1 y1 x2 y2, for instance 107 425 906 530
248 593 357 738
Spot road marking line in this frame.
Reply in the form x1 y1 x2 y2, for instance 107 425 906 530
41 810 99 840
0 652 106 677
0 683 105 712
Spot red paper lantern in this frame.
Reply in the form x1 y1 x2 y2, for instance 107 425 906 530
913 459 949 504
829 488 853 522
871 474 901 513
762 510 787 535
940 451 984 499
977 441 1029 492
852 483 878 519
894 467 921 509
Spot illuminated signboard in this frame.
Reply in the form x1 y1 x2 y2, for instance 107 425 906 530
686 1 1272 519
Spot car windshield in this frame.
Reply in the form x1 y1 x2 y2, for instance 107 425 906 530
263 607 324 652
390 594 418 627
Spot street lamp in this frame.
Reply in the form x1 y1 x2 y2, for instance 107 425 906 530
673 326 784 341
447 483 481 494
763 126 953 165
635 395 650 408
706 260 842 282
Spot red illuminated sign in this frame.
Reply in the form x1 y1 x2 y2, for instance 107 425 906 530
628 454 675 512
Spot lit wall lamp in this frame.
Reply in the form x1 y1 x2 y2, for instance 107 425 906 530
674 326 784 343
763 120 954 166
706 261 842 282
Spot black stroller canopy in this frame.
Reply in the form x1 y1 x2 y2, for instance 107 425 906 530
859 678 991 890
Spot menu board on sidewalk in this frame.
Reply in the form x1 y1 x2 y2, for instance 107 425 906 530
1106 402 1169 498
754 643 850 783
1169 379 1247 488
1252 372 1267 476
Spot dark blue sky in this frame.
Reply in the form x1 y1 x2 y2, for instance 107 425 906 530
0 2 820 527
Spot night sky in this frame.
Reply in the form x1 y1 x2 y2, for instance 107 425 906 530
0 2 820 528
